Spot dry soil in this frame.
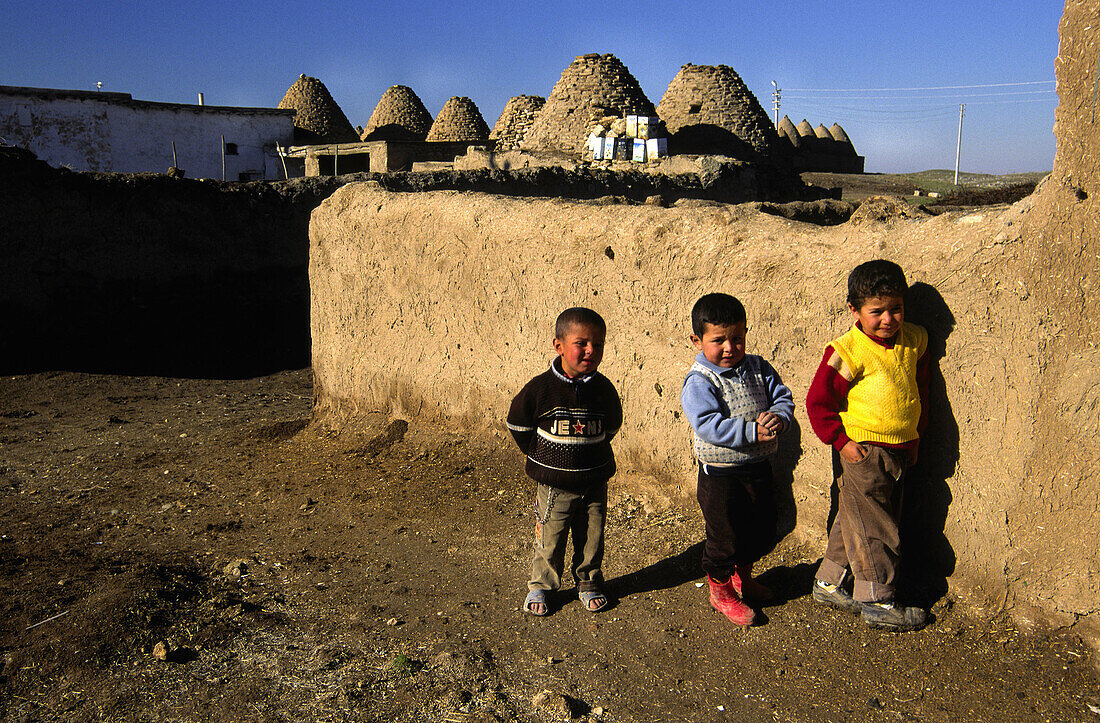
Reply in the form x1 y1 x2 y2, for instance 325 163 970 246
1 369 1098 722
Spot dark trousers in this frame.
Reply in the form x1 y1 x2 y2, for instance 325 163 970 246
816 445 908 603
696 460 776 580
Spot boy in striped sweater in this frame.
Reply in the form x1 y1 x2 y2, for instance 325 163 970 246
681 293 794 627
507 308 622 616
806 260 930 631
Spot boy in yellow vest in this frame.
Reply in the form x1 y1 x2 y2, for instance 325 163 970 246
805 260 930 631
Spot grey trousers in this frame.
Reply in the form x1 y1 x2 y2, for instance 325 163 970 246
816 445 908 603
528 481 607 593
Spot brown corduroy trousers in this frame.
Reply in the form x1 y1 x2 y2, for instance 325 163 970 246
815 445 909 603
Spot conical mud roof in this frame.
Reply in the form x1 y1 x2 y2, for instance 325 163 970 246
829 123 855 148
777 115 801 149
490 95 546 151
361 85 433 141
521 53 656 157
425 97 490 142
277 74 359 144
656 63 778 160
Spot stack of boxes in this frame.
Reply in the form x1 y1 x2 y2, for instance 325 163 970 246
587 114 668 162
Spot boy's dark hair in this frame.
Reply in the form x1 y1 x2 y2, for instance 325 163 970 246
847 260 908 309
691 293 746 337
555 307 606 339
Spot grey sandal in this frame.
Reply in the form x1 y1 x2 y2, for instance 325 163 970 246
578 590 608 612
524 589 549 616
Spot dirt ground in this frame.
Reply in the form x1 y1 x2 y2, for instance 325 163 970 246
0 369 1097 723
801 173 921 201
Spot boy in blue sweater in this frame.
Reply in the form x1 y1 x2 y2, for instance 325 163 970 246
681 293 794 626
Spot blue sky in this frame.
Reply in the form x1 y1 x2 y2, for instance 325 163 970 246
1 1 1062 173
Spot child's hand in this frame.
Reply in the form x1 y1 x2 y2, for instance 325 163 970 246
756 411 784 434
840 440 867 464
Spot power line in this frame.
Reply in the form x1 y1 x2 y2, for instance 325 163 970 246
784 90 1056 101
785 80 1054 92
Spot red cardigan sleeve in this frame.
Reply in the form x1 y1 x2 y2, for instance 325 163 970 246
805 346 852 451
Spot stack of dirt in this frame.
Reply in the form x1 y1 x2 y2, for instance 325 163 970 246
490 95 546 151
361 85 433 142
425 97 490 142
656 63 778 161
521 53 656 158
277 74 360 145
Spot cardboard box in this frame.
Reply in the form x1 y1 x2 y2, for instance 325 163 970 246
601 135 616 160
587 133 605 161
637 116 660 139
615 137 631 160
646 137 668 159
632 138 647 162
625 115 638 138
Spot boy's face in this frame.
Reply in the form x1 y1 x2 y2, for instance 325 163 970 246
850 294 905 340
691 321 747 368
554 322 605 377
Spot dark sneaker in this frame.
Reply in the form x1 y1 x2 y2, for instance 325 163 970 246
861 602 927 631
812 580 862 615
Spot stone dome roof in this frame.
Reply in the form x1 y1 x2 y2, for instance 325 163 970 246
425 97 490 141
521 53 655 157
656 63 778 160
490 95 546 151
361 85 433 141
277 74 359 144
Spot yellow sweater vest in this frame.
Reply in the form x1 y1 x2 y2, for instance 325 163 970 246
830 322 928 445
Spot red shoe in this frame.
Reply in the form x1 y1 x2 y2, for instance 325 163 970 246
707 575 755 627
733 564 774 603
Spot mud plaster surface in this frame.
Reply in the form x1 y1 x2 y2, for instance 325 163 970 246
309 183 1097 649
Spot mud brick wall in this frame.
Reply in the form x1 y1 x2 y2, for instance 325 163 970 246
308 179 1098 652
0 150 336 376
1012 0 1100 651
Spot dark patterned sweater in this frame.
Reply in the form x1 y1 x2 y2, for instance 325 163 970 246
507 357 623 491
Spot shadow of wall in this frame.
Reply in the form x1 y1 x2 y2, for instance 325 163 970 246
0 154 332 377
900 282 959 606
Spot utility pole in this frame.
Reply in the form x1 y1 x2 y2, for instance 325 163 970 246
771 80 781 127
954 103 966 186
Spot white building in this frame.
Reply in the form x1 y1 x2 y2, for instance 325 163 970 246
0 85 295 180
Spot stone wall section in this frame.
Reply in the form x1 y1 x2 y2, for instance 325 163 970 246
426 97 490 142
656 63 778 160
521 53 656 157
277 74 359 144
361 85 433 142
490 95 546 151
